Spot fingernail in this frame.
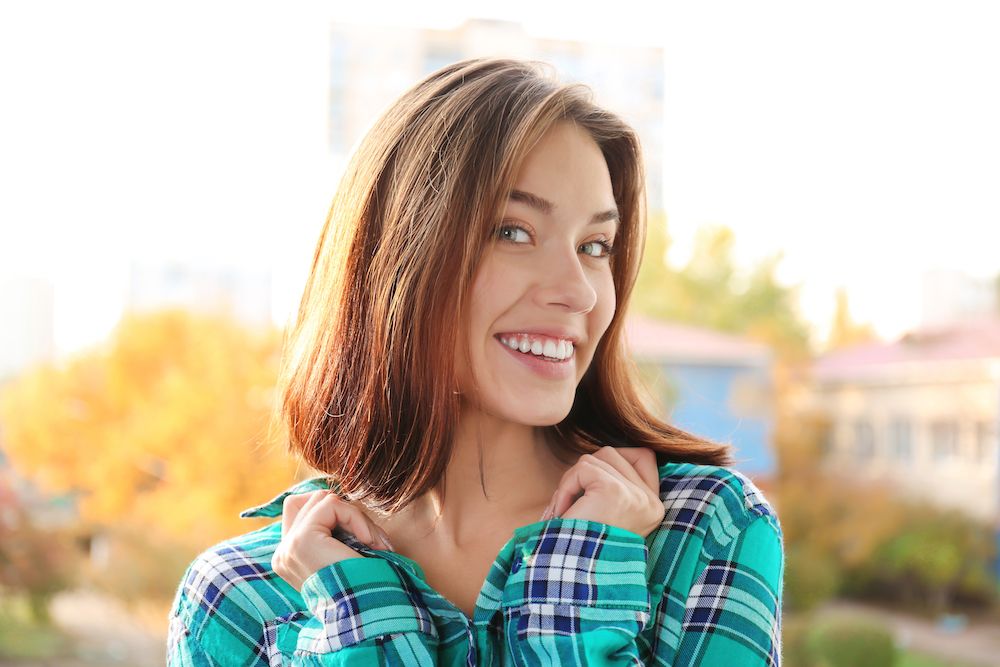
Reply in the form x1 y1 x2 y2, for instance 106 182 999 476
540 504 551 521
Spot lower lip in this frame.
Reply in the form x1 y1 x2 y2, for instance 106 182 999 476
494 336 575 380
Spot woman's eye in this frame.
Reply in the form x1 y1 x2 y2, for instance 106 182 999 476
495 224 616 259
495 224 532 244
580 239 616 259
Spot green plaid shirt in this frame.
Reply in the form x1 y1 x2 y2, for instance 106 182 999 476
167 460 784 665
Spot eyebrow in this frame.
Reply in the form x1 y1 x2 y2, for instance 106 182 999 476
508 189 620 226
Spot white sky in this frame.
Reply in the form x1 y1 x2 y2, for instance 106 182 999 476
1 0 998 357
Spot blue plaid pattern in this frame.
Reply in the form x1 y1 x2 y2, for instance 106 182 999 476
167 459 784 665
524 522 606 604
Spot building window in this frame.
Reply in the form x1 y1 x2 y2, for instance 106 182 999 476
975 420 996 463
854 419 875 461
930 419 959 461
889 417 913 463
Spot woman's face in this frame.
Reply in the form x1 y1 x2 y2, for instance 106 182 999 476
457 120 619 425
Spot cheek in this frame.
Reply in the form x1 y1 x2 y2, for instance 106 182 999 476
463 257 510 360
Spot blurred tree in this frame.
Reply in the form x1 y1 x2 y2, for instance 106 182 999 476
774 410 998 613
803 616 897 667
771 411 908 611
0 309 300 557
825 286 877 351
630 214 998 616
858 504 997 612
0 481 79 623
631 214 813 367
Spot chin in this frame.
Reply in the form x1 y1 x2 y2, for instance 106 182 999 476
499 402 573 427
518 414 568 427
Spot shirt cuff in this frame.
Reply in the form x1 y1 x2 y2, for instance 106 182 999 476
501 518 651 612
299 556 436 651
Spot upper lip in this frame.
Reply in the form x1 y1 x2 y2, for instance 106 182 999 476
495 327 585 345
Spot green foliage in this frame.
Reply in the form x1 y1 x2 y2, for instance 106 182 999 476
785 612 982 667
0 596 73 658
897 651 982 667
852 504 997 612
780 616 816 667
784 545 841 613
786 616 898 667
631 214 814 364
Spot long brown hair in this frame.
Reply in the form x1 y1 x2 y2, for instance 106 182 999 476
276 57 731 514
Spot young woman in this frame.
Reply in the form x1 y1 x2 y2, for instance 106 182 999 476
167 57 783 666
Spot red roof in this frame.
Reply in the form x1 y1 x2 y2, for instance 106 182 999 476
624 315 771 365
814 315 1000 381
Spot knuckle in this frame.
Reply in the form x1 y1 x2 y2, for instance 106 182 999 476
284 491 318 508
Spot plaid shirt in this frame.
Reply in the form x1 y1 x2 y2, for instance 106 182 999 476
167 460 783 666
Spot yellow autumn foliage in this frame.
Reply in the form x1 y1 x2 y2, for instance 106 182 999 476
0 309 302 549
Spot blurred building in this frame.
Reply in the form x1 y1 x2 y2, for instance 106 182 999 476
328 18 666 211
921 268 998 329
127 261 272 328
625 315 777 480
810 316 1000 525
0 275 54 384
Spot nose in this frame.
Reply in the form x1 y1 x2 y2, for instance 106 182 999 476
532 244 598 314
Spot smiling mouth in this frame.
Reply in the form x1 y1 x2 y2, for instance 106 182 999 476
493 334 575 362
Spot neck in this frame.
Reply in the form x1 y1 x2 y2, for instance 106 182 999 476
383 404 571 550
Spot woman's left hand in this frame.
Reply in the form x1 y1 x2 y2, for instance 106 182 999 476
540 446 664 538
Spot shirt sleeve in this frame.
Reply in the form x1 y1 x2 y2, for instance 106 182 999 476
292 556 440 664
672 512 784 667
166 555 440 666
500 517 652 666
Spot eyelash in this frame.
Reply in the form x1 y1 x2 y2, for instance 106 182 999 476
494 223 618 259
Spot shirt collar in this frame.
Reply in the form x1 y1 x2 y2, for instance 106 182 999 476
239 475 338 519
239 475 425 581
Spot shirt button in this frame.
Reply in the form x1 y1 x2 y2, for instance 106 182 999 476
336 601 350 620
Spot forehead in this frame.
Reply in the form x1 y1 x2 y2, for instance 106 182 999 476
508 122 617 218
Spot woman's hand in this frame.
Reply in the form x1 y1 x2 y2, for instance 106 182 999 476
271 489 394 592
540 446 664 538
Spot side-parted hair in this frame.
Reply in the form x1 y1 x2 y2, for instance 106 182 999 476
277 57 731 514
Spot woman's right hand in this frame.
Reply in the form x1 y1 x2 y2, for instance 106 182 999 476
271 489 395 592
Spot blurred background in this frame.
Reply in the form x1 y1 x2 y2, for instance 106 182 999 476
1 1 998 665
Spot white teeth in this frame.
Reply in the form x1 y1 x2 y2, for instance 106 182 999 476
499 334 575 361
